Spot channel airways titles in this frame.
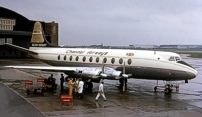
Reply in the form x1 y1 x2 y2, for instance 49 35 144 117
66 50 108 56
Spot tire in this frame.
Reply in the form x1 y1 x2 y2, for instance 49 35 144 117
88 82 93 90
34 89 37 94
84 83 89 89
164 88 170 94
154 86 157 92
27 89 30 95
84 82 93 91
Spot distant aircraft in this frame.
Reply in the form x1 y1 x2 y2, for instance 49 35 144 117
5 22 198 94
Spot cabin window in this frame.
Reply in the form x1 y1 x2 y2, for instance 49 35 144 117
103 57 107 63
89 57 93 62
75 56 79 61
69 56 72 61
111 58 115 64
64 55 66 60
168 56 175 61
83 56 86 62
58 55 60 60
128 59 132 65
96 57 99 63
119 58 123 64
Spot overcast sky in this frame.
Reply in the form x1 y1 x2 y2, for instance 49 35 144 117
1 0 202 46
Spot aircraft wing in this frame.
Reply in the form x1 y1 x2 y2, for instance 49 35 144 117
5 66 76 72
4 66 131 79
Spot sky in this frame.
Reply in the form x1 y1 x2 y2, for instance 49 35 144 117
1 0 202 46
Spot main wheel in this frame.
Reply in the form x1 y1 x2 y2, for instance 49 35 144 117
84 82 93 91
164 88 170 94
154 86 157 92
27 89 30 95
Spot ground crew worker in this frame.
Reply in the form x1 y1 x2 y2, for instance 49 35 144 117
74 78 79 97
68 78 75 95
48 74 53 84
95 81 107 101
60 74 64 91
78 78 84 99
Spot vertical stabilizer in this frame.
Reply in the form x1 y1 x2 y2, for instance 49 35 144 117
30 22 58 47
31 22 44 43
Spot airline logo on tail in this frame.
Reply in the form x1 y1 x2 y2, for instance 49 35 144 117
30 22 57 47
31 22 45 43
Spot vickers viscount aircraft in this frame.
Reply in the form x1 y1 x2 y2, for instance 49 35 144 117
5 22 198 94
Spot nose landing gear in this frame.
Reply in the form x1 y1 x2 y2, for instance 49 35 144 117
154 80 179 94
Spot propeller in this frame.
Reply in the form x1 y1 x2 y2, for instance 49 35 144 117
122 62 126 92
91 60 108 78
100 60 107 77
121 61 133 92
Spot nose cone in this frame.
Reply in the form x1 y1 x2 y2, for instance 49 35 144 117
188 68 198 79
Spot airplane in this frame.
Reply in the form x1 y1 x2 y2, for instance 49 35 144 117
4 22 198 94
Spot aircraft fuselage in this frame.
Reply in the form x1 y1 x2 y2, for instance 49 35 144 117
30 47 197 81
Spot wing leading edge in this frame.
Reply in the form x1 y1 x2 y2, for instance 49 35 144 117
5 66 76 72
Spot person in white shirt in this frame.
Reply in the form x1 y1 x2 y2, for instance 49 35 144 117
78 78 84 99
95 81 106 101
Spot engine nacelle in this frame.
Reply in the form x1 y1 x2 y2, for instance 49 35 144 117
68 68 123 79
104 69 122 77
81 69 101 76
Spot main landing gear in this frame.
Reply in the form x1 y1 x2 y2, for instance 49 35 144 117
84 79 93 92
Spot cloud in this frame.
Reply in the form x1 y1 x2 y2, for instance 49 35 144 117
1 0 202 46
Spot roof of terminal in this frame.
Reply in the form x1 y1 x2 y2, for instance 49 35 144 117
0 30 49 36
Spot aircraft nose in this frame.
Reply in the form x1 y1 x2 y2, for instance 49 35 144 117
189 69 198 79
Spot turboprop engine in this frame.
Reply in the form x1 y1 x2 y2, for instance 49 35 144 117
67 67 123 79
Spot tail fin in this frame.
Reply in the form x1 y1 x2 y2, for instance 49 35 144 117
30 22 58 47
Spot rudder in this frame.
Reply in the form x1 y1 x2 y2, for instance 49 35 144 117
30 22 57 47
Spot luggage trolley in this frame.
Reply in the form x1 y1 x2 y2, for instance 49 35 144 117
34 78 45 94
25 78 45 95
25 80 34 95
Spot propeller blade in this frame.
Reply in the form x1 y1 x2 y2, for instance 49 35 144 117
123 61 126 92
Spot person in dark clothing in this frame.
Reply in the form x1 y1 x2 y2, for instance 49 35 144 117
48 74 54 84
60 74 65 91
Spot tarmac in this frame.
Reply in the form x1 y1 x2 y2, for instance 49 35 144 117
0 54 202 117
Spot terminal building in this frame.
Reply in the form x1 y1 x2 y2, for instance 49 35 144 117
0 7 58 58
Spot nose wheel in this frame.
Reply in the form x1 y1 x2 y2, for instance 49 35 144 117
154 83 176 94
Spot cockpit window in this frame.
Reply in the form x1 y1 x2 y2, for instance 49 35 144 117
175 56 181 61
177 61 194 68
168 56 175 61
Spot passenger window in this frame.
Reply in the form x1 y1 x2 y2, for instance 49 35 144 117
103 57 107 63
128 59 132 65
83 56 86 62
64 55 66 60
89 57 93 62
76 56 79 61
58 55 60 60
96 57 99 63
69 56 72 61
119 58 123 64
111 58 115 64
168 56 175 61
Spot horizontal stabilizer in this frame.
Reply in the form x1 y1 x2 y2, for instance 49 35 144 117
5 43 38 55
